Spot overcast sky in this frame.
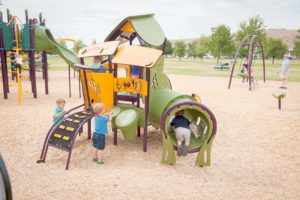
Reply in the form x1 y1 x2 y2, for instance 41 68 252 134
1 0 299 44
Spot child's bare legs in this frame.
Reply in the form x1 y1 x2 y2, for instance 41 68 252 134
282 75 287 88
189 124 200 138
97 150 103 161
92 149 104 163
93 148 98 161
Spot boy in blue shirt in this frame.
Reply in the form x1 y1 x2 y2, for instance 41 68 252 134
89 56 106 73
53 98 66 123
92 103 112 164
279 54 290 89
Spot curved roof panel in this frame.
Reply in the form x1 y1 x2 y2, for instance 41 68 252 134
105 14 165 47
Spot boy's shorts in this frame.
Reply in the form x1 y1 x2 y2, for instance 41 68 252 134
92 133 106 150
174 127 191 143
281 73 288 79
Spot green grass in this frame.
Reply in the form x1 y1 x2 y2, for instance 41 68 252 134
47 56 300 82
164 57 300 82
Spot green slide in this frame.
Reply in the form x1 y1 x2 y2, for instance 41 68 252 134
34 25 80 68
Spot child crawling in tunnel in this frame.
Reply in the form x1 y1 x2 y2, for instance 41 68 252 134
170 110 200 157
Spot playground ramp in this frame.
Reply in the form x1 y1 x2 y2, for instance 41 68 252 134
34 25 80 68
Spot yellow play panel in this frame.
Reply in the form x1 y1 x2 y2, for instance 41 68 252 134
114 77 148 96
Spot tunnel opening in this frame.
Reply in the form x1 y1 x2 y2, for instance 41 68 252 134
161 102 216 153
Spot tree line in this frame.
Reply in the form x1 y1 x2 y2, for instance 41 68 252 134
169 15 300 63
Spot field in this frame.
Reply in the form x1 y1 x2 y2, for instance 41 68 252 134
47 56 300 82
0 57 299 199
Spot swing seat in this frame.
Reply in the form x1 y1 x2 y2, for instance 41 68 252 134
237 73 249 78
272 93 286 99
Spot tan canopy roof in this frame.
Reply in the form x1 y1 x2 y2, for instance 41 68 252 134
77 41 119 58
112 45 162 68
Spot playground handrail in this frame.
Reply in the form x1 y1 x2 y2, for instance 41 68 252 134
38 104 84 160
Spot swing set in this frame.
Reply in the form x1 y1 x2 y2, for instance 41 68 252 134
228 35 266 91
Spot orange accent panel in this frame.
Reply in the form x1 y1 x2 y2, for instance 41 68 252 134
120 21 135 33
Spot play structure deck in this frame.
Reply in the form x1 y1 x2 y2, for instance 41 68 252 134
36 14 217 169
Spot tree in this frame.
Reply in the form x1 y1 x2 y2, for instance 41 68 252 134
237 15 266 42
187 40 198 60
173 40 186 61
292 29 300 58
196 35 211 61
164 40 173 56
209 24 235 63
74 39 86 53
266 37 288 64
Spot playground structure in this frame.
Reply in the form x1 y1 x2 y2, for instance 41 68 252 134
36 14 217 169
0 9 82 104
228 35 266 91
0 9 49 102
0 154 12 200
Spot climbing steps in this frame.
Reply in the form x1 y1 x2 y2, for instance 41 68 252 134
48 110 93 150
37 105 94 169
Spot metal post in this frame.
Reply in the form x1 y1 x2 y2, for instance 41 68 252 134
68 65 71 98
6 9 10 24
137 68 142 137
42 51 49 94
113 63 118 145
0 52 8 99
259 39 266 83
79 58 85 99
0 13 8 99
39 13 42 24
40 18 49 95
25 10 29 24
143 68 150 152
29 19 37 98
248 35 256 91
4 51 9 93
279 99 281 110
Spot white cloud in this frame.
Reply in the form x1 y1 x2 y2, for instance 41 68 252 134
1 0 299 44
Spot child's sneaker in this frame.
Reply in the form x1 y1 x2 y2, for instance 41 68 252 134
96 160 104 164
182 145 189 156
92 158 98 162
177 146 183 157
